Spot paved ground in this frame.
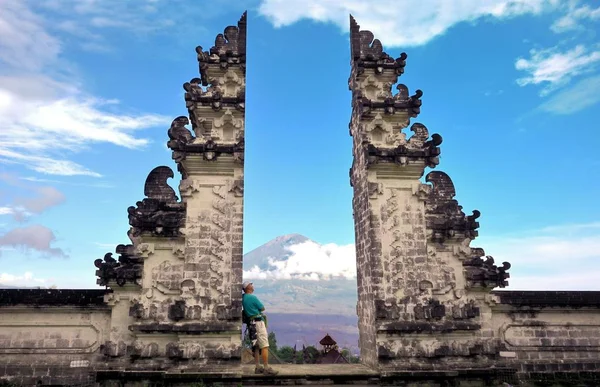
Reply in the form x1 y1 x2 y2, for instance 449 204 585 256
242 363 378 377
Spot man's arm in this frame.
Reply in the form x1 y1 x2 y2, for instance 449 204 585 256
255 296 265 312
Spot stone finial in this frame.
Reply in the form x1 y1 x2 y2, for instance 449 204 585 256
127 167 185 237
144 166 178 203
167 116 194 151
94 244 142 287
349 15 407 74
464 254 511 289
195 11 247 85
425 171 480 242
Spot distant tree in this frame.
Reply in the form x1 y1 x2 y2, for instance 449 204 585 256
304 345 320 364
277 345 296 363
294 350 303 364
268 331 278 352
341 348 360 363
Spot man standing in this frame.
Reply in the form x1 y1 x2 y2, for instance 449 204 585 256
242 281 278 375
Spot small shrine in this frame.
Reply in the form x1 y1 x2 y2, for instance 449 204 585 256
317 334 349 364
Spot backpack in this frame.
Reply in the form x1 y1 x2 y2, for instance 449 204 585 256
242 308 250 325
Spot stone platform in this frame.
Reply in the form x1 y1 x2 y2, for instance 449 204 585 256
242 364 380 385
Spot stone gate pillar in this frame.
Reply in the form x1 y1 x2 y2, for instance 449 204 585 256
94 13 246 380
349 16 511 377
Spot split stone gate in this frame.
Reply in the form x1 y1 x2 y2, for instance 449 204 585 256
1 12 600 387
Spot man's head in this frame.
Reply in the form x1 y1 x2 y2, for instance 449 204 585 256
242 281 254 293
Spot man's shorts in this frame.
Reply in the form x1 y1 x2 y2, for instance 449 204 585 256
253 320 269 349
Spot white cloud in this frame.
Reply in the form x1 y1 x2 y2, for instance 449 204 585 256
551 1 600 33
0 271 49 287
0 2 171 177
478 221 600 290
515 44 600 96
244 240 357 281
0 207 13 216
0 0 61 71
536 74 600 114
258 0 559 47
0 224 67 258
245 222 600 291
507 270 600 290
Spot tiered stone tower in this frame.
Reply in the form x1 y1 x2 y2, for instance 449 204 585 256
93 13 246 378
348 16 511 376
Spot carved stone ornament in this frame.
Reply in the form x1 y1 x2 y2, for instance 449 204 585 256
94 244 142 287
349 15 407 75
127 166 185 237
425 171 480 243
193 12 247 86
464 252 511 289
365 128 442 167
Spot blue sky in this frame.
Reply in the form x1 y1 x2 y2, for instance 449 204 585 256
0 0 599 290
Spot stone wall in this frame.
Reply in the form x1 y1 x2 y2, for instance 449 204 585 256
0 289 110 385
93 12 247 382
490 291 600 385
347 14 600 385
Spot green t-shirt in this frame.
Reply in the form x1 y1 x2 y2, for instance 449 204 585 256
242 293 264 320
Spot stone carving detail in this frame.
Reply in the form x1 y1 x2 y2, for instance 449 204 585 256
127 341 160 358
152 260 183 294
168 300 186 321
166 341 240 360
127 166 185 237
167 116 194 161
350 15 407 74
194 109 244 144
425 171 480 243
101 340 127 357
425 171 511 289
186 12 247 101
414 299 446 320
464 252 511 289
94 244 142 287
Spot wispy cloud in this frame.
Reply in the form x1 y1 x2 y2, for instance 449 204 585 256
537 74 600 114
551 1 600 33
515 44 600 96
0 0 62 71
0 173 65 220
0 224 67 258
479 221 600 290
258 0 558 47
0 2 171 177
0 271 50 287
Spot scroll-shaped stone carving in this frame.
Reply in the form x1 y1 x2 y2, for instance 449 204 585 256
349 15 407 75
425 171 480 242
144 166 178 202
167 116 194 152
94 244 142 287
464 253 511 289
193 12 247 86
127 166 185 237
365 124 442 167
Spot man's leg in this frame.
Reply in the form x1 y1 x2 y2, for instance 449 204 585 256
261 345 269 367
255 321 277 375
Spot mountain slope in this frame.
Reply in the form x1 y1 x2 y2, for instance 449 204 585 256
244 233 309 271
242 234 358 316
